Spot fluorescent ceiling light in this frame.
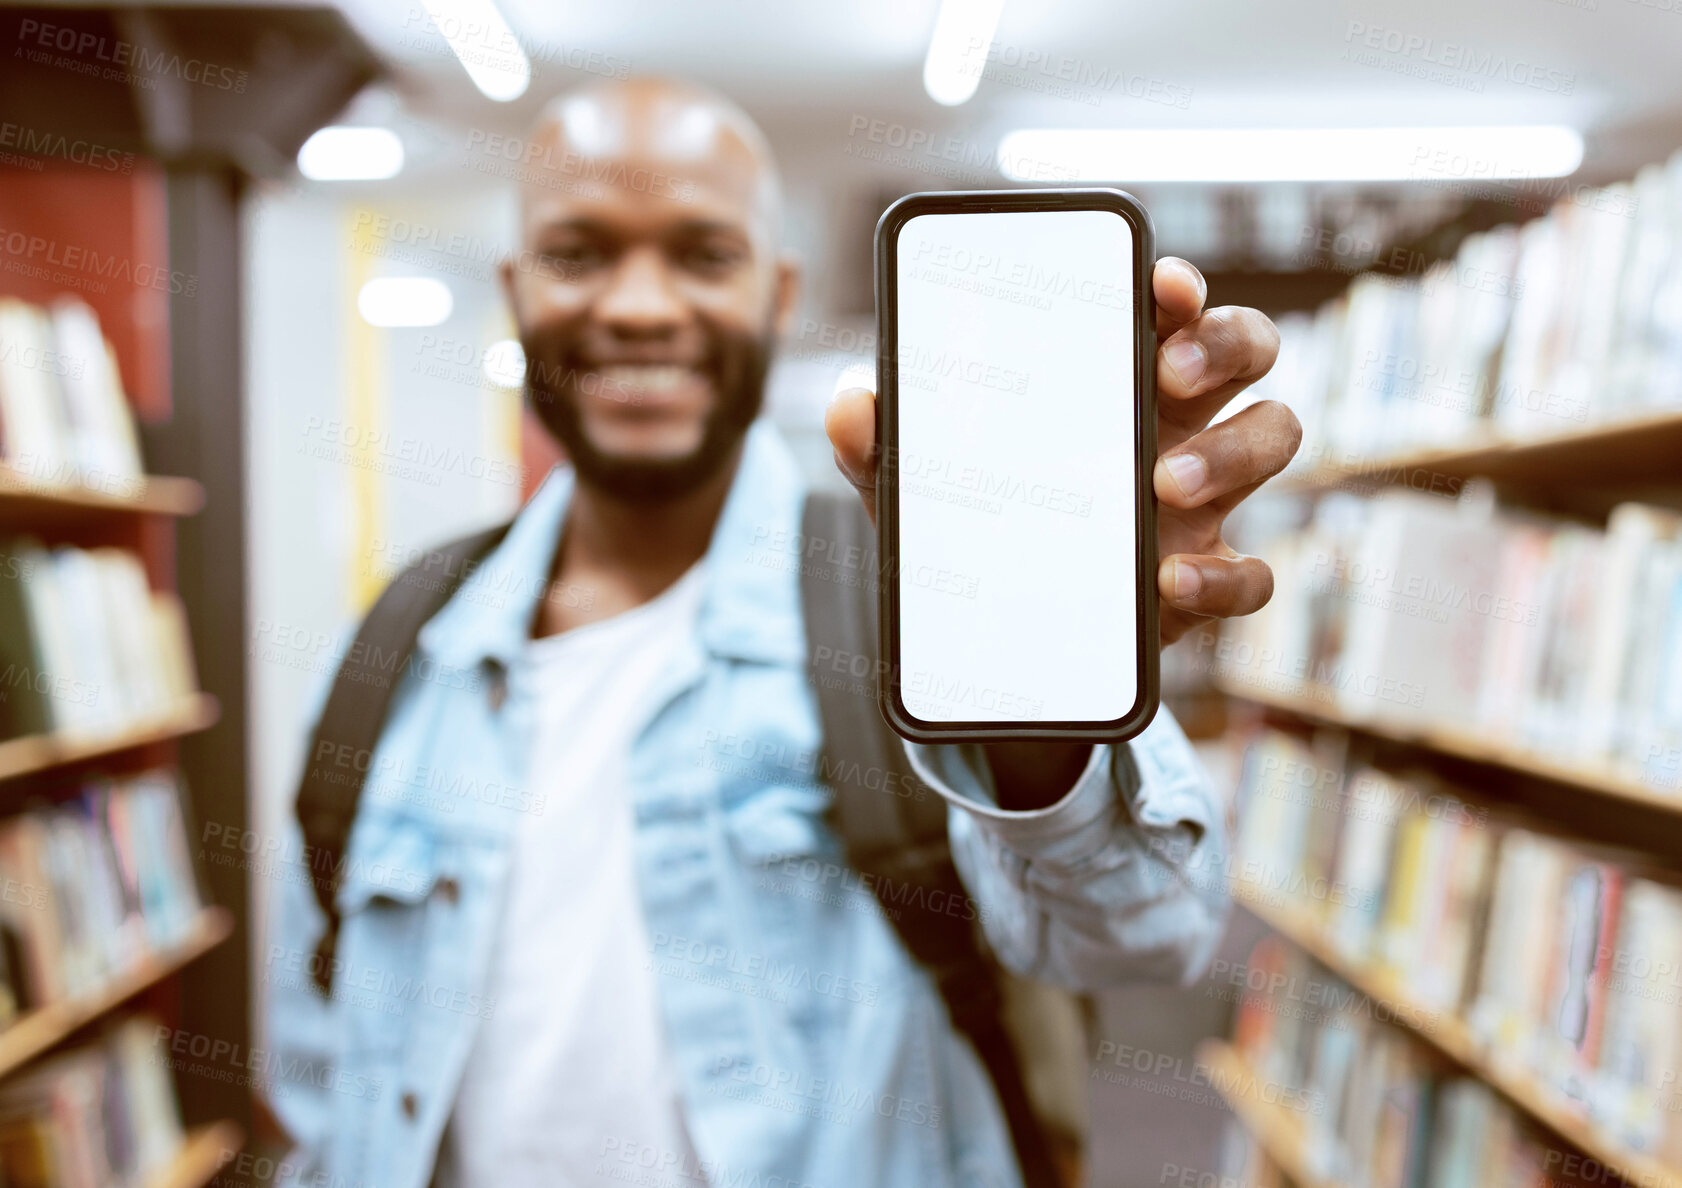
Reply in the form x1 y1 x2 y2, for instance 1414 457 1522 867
298 127 405 181
420 0 531 102
997 125 1585 183
358 278 454 328
483 339 526 388
923 0 1005 106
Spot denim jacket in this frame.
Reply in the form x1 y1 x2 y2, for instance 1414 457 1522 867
261 420 1228 1188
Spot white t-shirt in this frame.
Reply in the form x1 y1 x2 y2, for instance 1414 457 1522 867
445 563 707 1187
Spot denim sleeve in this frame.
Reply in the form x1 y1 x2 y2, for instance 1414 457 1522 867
259 658 352 1185
902 708 1229 989
259 819 342 1187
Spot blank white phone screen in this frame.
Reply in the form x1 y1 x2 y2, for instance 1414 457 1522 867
893 209 1137 725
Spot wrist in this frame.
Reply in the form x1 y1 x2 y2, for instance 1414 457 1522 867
981 741 1094 811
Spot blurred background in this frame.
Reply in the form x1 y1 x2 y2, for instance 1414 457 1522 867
1 0 1681 1185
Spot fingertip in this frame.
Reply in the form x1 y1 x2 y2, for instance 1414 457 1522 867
1160 554 1275 619
1171 559 1202 602
1157 558 1200 606
823 384 870 433
1153 257 1206 318
1159 337 1209 395
823 385 878 470
825 382 875 408
1153 452 1209 507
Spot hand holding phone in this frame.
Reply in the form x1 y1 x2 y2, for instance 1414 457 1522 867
824 190 1297 750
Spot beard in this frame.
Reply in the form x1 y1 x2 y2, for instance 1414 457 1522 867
521 314 773 503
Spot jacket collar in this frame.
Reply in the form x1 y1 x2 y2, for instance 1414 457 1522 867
416 419 811 673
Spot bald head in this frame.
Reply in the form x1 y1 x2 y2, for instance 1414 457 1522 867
499 77 800 503
524 77 783 246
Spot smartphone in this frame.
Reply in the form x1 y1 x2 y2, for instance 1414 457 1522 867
875 188 1157 744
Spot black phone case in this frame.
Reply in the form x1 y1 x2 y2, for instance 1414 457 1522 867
874 188 1159 745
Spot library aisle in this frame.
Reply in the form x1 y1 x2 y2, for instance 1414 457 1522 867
6 2 1682 1187
1197 144 1682 1187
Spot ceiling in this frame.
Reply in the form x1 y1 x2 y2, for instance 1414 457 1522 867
327 0 1682 182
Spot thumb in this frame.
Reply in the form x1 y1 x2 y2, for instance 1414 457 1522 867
823 385 878 527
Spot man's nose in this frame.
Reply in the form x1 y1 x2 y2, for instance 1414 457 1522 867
595 246 685 335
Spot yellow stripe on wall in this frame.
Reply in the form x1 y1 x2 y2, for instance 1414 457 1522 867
487 315 523 504
346 207 387 614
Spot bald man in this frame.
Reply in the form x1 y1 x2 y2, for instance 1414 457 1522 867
264 78 1298 1188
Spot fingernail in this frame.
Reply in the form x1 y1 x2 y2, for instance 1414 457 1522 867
827 380 874 406
1174 561 1202 600
1162 453 1207 500
1174 259 1206 304
1162 339 1207 389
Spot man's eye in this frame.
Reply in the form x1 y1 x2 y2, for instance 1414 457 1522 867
681 243 744 274
539 246 603 279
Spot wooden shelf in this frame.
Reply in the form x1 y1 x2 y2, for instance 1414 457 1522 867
1199 1040 1344 1188
0 694 220 784
144 1120 244 1188
0 469 205 521
1217 680 1682 814
1283 408 1682 493
1233 884 1682 1188
0 907 234 1079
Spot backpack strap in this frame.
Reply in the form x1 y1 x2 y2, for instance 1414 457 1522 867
294 522 512 994
798 490 1059 1188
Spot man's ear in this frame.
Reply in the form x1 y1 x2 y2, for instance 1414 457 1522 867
771 253 802 340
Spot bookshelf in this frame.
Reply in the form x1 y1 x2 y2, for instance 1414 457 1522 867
1281 407 1682 494
0 694 219 784
0 907 234 1078
1231 882 1682 1188
1214 679 1682 815
1198 1040 1343 1188
143 1121 245 1188
0 267 240 1170
1207 143 1682 1188
0 6 378 1170
0 469 206 522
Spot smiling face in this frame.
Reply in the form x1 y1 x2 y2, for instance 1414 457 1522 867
502 80 798 501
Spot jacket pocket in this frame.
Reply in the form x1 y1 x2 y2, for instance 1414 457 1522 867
722 781 835 865
335 811 440 915
330 810 445 1057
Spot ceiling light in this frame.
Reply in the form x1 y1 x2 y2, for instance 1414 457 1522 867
358 278 454 328
483 339 526 388
996 125 1585 183
922 0 1005 107
419 0 531 102
297 127 405 181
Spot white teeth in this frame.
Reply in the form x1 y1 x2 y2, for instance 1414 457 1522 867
596 364 698 394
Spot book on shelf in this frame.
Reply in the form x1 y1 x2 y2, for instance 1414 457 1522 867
1220 489 1682 794
0 540 199 742
0 1014 185 1188
1239 147 1682 466
1224 935 1558 1188
1228 725 1682 1165
1374 787 1490 1016
1223 937 1608 1188
0 771 203 1022
0 297 145 494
